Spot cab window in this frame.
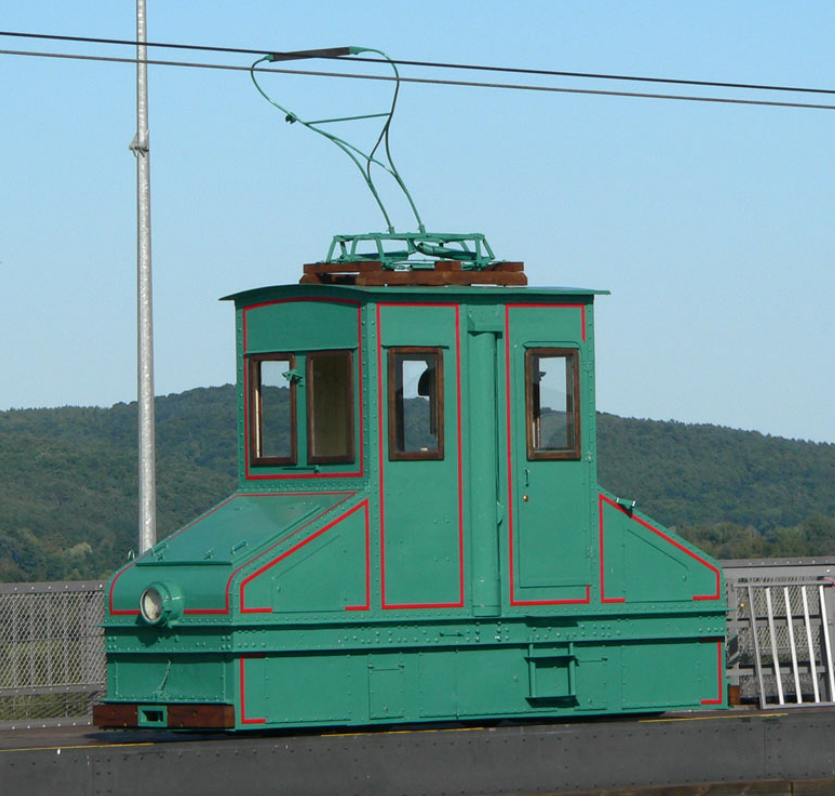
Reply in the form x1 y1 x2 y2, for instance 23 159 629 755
249 354 296 465
307 351 354 463
388 348 444 460
248 349 356 468
525 348 581 459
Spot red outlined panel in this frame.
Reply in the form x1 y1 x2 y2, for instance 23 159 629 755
376 302 465 610
242 297 364 481
701 639 725 705
598 492 627 605
239 499 371 613
239 654 266 725
598 494 722 603
345 502 372 612
108 491 355 617
505 303 591 607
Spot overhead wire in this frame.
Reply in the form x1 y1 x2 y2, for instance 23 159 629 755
2 46 835 113
2 29 835 97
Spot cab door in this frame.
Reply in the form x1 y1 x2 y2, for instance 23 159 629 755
505 305 591 606
377 303 464 609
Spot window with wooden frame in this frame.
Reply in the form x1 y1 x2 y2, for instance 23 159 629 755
306 350 355 464
388 348 444 460
248 353 297 466
525 348 581 460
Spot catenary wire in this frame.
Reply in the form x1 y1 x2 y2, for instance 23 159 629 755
2 29 835 98
3 47 835 113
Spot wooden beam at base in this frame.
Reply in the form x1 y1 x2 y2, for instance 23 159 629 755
92 703 138 728
93 702 235 729
168 704 235 730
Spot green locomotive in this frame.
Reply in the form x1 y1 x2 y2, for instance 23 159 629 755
95 259 726 731
95 45 726 731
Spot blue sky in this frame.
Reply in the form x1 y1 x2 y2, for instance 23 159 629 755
1 2 833 443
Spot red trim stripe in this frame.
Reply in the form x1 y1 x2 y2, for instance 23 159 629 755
239 654 266 725
598 493 722 603
598 493 626 604
505 303 591 606
240 500 369 613
345 502 372 611
242 297 364 481
455 307 465 603
377 303 387 606
700 639 725 705
377 302 466 610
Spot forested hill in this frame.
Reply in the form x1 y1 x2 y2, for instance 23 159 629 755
1 386 834 582
596 414 835 558
0 387 238 582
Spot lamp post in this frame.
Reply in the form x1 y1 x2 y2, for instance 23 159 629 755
131 0 156 554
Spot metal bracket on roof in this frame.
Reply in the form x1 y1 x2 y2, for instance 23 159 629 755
326 231 497 270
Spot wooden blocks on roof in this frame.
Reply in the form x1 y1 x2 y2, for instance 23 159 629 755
300 260 527 286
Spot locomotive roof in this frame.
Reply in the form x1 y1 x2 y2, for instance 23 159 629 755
222 283 609 304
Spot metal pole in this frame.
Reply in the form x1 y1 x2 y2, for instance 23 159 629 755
131 0 156 553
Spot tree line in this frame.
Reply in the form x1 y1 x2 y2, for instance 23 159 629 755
0 387 833 581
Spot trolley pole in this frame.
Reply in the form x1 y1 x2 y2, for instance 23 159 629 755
131 0 156 553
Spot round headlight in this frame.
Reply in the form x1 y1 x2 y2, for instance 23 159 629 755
140 587 164 624
139 582 183 625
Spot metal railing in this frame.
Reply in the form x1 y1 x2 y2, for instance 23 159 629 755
722 558 835 706
0 581 105 729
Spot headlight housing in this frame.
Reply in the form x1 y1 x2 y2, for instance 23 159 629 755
139 581 183 625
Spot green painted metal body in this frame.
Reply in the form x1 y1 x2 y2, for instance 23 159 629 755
102 283 728 730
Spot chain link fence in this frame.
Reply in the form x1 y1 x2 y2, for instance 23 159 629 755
0 581 105 729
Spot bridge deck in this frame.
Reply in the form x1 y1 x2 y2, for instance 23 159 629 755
3 707 835 796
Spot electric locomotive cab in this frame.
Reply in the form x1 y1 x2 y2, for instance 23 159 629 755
96 260 727 732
